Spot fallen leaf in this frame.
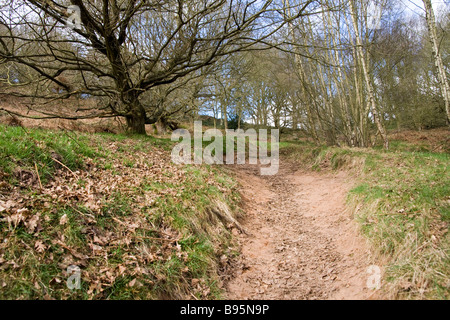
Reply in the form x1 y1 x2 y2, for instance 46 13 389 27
118 265 126 275
26 214 41 233
7 212 25 228
89 243 103 252
191 278 200 286
59 214 68 225
35 240 46 253
128 278 136 287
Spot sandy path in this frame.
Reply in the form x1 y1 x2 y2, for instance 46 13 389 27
225 162 380 300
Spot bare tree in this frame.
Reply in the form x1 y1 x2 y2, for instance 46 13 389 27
0 0 314 133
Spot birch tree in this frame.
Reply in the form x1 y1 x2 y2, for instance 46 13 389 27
349 0 389 149
422 0 450 125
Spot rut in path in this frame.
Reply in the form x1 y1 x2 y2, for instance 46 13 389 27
225 162 380 300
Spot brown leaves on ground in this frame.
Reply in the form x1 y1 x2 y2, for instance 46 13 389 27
389 128 450 153
0 136 237 299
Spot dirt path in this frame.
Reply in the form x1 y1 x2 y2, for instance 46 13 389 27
225 162 380 300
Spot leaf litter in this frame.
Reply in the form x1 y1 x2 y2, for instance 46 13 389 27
0 135 240 299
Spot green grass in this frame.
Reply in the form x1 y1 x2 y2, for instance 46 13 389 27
0 124 240 300
0 124 96 184
5 122 446 299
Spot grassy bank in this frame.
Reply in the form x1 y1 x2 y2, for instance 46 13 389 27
281 137 449 299
0 124 241 299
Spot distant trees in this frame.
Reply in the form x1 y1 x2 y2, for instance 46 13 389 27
204 0 449 148
0 0 448 145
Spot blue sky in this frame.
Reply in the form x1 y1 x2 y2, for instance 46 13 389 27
403 0 448 15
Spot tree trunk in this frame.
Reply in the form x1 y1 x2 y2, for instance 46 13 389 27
220 98 228 130
284 0 320 144
213 101 218 129
423 0 450 125
125 101 147 134
274 112 280 128
327 7 356 146
349 0 389 149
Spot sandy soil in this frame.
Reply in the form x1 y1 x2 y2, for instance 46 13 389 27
225 162 381 300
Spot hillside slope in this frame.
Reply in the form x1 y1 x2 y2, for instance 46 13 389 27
0 125 241 299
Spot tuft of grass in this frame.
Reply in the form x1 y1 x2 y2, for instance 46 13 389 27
0 124 96 184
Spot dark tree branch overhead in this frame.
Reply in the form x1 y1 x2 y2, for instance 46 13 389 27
0 0 316 133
